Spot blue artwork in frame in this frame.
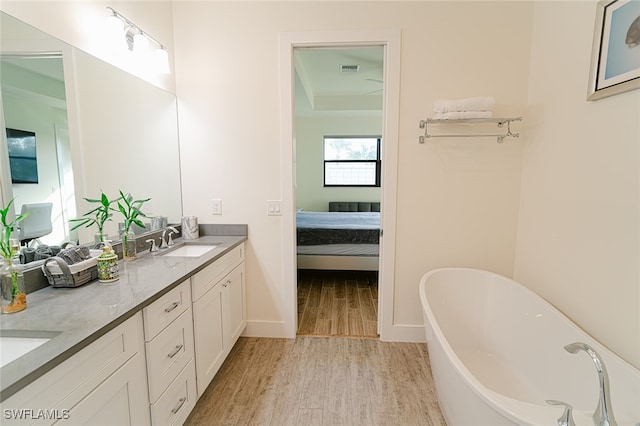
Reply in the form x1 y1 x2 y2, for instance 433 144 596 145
588 0 640 100
6 128 39 184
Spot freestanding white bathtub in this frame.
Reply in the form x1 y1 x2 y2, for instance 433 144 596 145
419 267 640 426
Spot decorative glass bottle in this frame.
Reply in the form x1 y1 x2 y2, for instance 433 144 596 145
122 228 137 261
1 256 26 314
97 241 119 283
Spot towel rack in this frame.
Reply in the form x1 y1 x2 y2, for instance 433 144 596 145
419 117 522 143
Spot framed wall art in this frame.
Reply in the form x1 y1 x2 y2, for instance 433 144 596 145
587 0 640 100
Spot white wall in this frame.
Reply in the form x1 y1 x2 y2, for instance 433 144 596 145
514 1 640 369
296 116 381 212
172 1 533 337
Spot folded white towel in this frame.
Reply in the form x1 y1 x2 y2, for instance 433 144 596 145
433 96 495 113
432 110 493 120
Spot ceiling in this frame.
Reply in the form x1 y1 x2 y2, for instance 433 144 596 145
1 56 64 82
294 46 384 117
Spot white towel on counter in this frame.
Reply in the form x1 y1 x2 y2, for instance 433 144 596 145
433 96 495 113
432 110 493 120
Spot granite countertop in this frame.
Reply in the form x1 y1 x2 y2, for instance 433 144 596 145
0 235 246 402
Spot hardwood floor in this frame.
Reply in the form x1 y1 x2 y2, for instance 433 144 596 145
185 337 446 426
297 270 379 338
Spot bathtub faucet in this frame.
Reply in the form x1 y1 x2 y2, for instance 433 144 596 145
546 400 576 426
564 342 617 426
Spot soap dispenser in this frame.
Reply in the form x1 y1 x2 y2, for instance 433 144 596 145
97 241 119 283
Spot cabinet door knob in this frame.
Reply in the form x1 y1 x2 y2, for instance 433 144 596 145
167 344 184 359
171 397 187 414
164 301 180 313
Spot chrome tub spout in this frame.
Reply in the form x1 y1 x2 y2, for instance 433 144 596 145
564 342 617 426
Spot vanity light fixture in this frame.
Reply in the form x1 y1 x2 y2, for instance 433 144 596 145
106 6 170 74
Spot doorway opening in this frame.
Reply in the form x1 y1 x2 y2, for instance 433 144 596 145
294 46 383 338
280 29 401 341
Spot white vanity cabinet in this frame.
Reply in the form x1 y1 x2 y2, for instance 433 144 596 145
142 280 197 426
0 239 247 425
191 243 245 396
0 313 150 426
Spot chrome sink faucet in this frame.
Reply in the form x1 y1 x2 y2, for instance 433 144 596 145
160 226 179 249
564 342 617 426
145 238 159 252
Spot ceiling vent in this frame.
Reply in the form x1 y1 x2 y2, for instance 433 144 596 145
339 64 360 73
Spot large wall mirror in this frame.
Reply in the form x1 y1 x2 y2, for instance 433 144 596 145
0 11 182 267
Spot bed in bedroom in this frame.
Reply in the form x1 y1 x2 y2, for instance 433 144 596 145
296 202 380 271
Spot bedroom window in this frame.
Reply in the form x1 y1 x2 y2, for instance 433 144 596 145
323 136 381 187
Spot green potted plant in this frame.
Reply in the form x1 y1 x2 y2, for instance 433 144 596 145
117 190 150 261
0 199 30 314
69 191 121 243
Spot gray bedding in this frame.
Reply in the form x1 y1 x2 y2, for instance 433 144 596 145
296 211 380 246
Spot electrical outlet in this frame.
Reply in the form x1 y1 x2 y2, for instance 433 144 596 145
211 199 222 215
267 200 282 216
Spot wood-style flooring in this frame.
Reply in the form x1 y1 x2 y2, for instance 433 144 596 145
297 270 378 338
184 336 446 426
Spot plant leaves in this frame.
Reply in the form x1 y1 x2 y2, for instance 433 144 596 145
69 218 95 231
132 218 146 229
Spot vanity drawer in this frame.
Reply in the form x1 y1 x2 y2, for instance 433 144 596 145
143 280 191 340
191 243 244 301
145 308 195 403
150 360 197 426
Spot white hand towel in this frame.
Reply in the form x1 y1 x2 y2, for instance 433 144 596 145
433 110 493 120
433 96 495 113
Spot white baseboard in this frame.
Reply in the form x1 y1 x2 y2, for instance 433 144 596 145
244 320 426 343
242 320 293 339
380 324 427 343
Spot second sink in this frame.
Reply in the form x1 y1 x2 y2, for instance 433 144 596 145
162 244 218 257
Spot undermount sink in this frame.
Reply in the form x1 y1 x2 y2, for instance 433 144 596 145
0 331 60 367
161 244 218 257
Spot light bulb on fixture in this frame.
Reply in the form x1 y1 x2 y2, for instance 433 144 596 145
106 9 127 50
107 12 124 34
133 31 150 55
154 47 170 74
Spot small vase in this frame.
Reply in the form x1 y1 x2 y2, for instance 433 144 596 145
1 257 27 314
122 228 137 261
94 231 105 244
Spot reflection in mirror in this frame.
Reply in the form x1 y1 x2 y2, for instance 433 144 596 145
0 11 182 269
1 53 74 249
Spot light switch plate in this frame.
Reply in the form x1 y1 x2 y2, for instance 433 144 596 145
267 200 282 216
